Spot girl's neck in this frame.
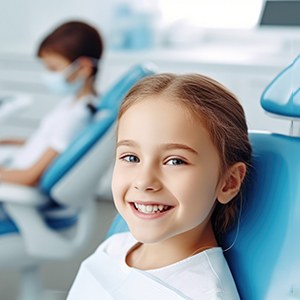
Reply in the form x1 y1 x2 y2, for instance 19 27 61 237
126 222 217 270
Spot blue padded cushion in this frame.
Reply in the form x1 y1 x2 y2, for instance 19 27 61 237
223 131 300 300
261 55 300 118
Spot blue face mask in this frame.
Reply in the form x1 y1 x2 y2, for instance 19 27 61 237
42 61 85 95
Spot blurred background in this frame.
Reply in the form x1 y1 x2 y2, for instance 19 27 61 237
1 0 300 135
1 0 300 134
0 0 299 298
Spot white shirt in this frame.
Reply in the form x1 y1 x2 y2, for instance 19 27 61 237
7 95 95 169
69 232 240 300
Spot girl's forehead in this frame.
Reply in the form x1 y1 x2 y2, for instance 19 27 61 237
119 95 204 129
117 96 212 144
121 95 186 115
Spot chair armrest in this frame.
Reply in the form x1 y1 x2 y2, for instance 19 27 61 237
3 199 98 260
0 183 48 206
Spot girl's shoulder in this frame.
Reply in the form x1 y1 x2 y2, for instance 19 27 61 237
148 248 240 300
97 232 136 258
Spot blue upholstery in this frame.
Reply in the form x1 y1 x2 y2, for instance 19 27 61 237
0 203 19 235
261 55 300 118
222 132 300 300
223 56 300 299
0 63 156 236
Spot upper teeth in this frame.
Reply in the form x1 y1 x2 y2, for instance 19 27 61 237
134 203 169 214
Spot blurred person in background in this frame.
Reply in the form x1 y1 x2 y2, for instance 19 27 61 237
0 20 103 186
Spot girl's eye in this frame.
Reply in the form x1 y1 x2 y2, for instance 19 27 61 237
166 158 186 166
121 155 140 163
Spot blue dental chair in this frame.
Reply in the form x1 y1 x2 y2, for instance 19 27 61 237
222 55 300 300
0 63 156 300
107 58 300 300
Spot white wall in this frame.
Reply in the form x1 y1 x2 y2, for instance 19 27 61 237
0 1 298 136
0 0 115 55
1 0 300 55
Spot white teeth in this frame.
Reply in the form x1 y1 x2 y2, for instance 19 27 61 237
146 205 153 212
134 203 169 214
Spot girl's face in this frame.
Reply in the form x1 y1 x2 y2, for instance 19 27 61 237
112 96 229 246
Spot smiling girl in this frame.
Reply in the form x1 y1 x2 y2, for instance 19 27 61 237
68 73 252 300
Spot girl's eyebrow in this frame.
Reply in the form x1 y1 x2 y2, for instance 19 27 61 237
117 140 198 155
116 140 138 148
161 143 199 155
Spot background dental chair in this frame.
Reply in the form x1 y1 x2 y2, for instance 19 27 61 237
107 58 300 300
0 63 156 300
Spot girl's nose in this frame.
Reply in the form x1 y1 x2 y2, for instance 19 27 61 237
133 167 162 192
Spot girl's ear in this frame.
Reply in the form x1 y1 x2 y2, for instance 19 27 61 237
217 162 247 204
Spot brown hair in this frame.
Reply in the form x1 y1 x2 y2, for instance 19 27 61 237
118 73 252 236
37 20 104 76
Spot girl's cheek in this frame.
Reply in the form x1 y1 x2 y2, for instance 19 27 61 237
112 168 126 193
111 170 119 196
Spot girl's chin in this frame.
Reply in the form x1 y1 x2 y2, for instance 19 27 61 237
129 226 168 244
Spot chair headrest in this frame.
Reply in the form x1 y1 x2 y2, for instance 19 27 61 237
40 112 115 195
222 131 300 299
261 55 300 119
97 62 157 113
